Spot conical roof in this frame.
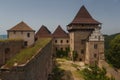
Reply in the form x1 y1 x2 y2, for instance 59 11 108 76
35 25 52 38
53 25 69 38
8 21 35 31
68 5 100 25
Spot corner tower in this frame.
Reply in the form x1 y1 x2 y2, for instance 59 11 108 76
67 6 101 61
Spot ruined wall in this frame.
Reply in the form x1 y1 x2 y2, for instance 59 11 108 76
0 41 53 80
0 40 24 66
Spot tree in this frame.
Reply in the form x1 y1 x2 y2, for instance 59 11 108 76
72 51 78 61
56 47 70 58
107 34 120 68
81 65 115 80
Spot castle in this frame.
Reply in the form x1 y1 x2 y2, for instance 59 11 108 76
0 5 104 80
35 5 104 65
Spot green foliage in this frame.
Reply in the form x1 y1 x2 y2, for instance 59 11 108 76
56 47 70 58
51 65 64 80
104 33 120 50
72 51 78 61
107 35 120 68
4 38 51 68
80 65 115 80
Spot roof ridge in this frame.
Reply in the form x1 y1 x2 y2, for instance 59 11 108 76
68 5 100 25
8 21 34 31
53 25 69 38
35 25 52 38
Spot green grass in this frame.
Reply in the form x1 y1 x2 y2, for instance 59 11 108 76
3 38 51 68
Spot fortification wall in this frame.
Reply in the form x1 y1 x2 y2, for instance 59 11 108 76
0 41 53 80
0 40 24 66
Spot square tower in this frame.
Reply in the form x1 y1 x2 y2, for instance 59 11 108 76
7 21 35 47
67 6 102 62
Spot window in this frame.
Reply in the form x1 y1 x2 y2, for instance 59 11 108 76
61 40 63 43
94 54 97 58
56 47 58 51
21 31 23 34
14 31 16 34
79 58 82 61
55 40 57 43
24 41 28 46
81 40 85 44
61 48 63 51
94 44 98 49
66 40 69 43
27 33 30 37
65 47 68 51
81 49 84 54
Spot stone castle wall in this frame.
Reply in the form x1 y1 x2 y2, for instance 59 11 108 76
85 41 104 65
0 41 53 80
53 38 69 54
73 31 92 61
0 40 24 66
8 31 35 46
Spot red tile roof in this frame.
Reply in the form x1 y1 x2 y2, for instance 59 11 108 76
35 25 52 38
68 5 100 25
53 25 69 38
8 21 35 31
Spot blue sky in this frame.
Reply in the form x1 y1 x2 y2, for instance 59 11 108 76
0 0 120 35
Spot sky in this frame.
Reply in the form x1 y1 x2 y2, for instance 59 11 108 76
0 0 120 35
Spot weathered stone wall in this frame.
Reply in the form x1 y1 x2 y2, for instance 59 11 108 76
85 41 104 65
0 40 24 66
73 30 92 61
0 41 53 80
53 38 69 54
8 31 35 46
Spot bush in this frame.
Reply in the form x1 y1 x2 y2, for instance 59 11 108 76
56 47 70 58
80 65 115 80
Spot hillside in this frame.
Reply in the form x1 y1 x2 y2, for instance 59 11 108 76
104 33 120 50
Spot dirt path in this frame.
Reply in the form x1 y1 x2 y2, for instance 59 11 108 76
56 58 84 80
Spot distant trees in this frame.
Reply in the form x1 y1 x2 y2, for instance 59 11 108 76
106 35 120 68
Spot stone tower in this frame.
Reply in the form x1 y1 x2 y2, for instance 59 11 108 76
67 5 102 62
52 25 69 55
7 21 35 47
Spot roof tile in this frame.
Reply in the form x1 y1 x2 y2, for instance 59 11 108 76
35 25 52 38
69 5 100 25
53 25 69 38
8 21 35 31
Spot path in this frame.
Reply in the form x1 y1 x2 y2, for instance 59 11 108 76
56 58 84 80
